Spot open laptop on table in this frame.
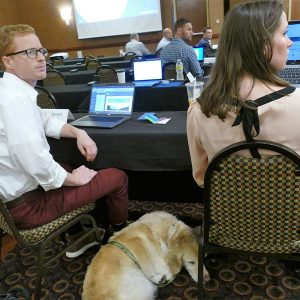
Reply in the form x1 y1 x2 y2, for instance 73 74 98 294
133 58 163 87
279 20 300 87
70 83 134 129
193 46 204 63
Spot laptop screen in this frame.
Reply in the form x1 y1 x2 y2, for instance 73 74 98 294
194 47 204 62
89 84 134 115
287 20 300 64
133 59 163 81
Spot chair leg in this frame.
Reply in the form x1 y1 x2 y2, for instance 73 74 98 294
198 222 205 300
35 244 46 300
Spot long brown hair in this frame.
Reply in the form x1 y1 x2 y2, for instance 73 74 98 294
199 0 288 120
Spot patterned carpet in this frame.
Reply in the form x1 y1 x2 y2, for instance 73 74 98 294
1 200 300 299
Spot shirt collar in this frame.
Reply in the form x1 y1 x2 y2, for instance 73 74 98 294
3 72 38 98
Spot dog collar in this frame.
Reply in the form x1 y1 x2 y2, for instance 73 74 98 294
108 240 174 287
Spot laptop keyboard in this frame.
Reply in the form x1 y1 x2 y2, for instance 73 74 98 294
279 67 300 84
86 116 126 122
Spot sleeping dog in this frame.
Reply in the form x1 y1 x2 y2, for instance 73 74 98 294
83 211 209 300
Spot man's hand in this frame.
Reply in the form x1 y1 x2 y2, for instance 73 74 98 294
64 165 97 186
76 130 98 161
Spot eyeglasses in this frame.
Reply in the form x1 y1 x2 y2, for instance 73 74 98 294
6 48 48 59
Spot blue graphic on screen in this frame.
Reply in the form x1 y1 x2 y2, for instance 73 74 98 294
90 87 133 115
287 22 300 61
194 47 204 61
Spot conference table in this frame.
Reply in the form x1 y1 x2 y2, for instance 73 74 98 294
47 82 189 112
63 55 124 65
48 111 191 172
55 60 131 73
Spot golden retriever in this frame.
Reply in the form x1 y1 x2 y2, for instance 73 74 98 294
82 211 209 300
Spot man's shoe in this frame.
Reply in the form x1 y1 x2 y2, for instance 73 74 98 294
65 227 105 258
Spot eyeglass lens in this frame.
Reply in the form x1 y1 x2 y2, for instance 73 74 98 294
27 48 48 58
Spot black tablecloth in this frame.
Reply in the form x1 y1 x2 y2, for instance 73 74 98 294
55 60 130 73
61 70 97 85
47 84 91 112
49 111 191 172
48 83 188 112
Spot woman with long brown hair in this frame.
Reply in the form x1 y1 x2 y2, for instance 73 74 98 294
187 0 299 187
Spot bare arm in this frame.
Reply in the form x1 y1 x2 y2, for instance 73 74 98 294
60 124 98 161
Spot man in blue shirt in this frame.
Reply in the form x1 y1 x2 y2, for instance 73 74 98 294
161 18 203 78
196 26 217 57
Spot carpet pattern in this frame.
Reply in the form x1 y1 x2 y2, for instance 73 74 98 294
1 200 300 299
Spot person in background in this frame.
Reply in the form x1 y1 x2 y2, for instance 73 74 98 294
0 24 129 258
196 26 216 57
161 18 203 78
125 33 151 56
156 27 173 51
187 0 296 188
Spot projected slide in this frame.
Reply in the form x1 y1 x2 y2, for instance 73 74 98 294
72 0 162 39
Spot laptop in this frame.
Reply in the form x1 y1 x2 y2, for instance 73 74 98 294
279 20 300 87
133 58 163 87
193 46 204 63
70 84 134 128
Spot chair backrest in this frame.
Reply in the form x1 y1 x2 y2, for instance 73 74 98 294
35 85 58 109
86 59 101 70
162 62 177 80
95 65 118 83
123 52 137 61
130 55 144 67
46 62 54 71
51 57 64 66
84 54 96 64
203 140 300 254
155 48 162 57
43 70 66 86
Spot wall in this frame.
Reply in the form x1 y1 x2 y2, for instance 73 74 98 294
1 0 299 58
0 0 181 57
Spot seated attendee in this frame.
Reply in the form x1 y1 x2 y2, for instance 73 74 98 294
156 28 173 51
187 0 296 187
0 24 129 257
125 33 151 56
196 26 216 57
161 18 203 78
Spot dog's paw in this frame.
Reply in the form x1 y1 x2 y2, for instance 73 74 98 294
151 272 174 285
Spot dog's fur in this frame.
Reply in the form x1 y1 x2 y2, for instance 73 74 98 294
82 211 209 300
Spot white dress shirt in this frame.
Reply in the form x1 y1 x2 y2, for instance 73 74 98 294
125 39 151 56
0 72 67 201
156 37 171 51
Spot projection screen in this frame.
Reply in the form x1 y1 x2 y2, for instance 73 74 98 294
72 0 163 39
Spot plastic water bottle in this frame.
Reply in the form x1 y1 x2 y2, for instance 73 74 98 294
176 59 184 80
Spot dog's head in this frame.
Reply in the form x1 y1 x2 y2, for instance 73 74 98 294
165 221 199 282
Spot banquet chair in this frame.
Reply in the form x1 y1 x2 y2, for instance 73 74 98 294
43 70 66 86
130 55 144 67
84 54 96 64
50 57 64 66
198 140 300 299
46 62 54 71
163 62 177 80
0 198 103 300
86 59 101 70
95 65 118 83
123 52 136 61
35 86 58 109
155 48 162 57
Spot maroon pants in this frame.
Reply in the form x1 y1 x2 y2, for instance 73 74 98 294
10 164 128 229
